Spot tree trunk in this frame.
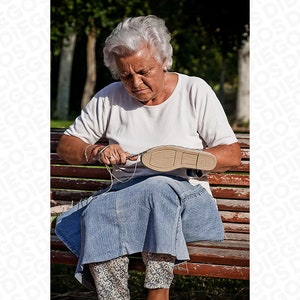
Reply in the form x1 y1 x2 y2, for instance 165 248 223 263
236 40 249 126
56 32 76 120
81 26 97 109
219 57 225 106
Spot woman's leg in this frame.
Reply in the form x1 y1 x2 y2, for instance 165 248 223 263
89 256 130 300
142 252 176 300
147 289 170 300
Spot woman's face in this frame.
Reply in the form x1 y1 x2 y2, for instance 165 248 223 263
115 46 167 106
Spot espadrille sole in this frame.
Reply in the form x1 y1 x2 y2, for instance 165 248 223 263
141 145 216 172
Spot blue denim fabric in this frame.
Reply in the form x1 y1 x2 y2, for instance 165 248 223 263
55 175 224 288
55 197 93 257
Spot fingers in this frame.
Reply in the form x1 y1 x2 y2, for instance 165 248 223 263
101 153 120 165
98 145 128 165
96 144 140 165
126 154 138 161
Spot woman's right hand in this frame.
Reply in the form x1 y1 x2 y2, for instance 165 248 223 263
92 144 135 165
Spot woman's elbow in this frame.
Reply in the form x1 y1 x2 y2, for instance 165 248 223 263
230 142 242 167
56 136 67 159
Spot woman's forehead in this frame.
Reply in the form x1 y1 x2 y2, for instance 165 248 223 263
116 47 158 71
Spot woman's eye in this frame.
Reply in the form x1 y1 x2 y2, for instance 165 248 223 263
140 70 150 76
120 74 130 80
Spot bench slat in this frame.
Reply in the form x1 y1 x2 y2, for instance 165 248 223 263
51 236 249 267
223 222 249 234
211 187 249 200
50 250 249 280
189 240 249 251
52 251 77 265
52 190 98 201
235 134 250 147
227 161 249 172
220 211 249 223
187 247 249 267
51 194 250 215
51 165 111 179
51 175 249 192
224 232 249 241
173 262 249 280
51 177 109 191
52 188 249 201
217 199 249 212
240 148 249 159
208 173 249 186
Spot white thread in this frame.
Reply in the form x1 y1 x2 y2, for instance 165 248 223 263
102 155 140 194
97 145 110 162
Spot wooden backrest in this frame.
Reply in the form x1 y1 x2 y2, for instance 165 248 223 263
51 129 250 235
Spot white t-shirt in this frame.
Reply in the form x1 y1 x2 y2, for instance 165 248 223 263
65 73 237 192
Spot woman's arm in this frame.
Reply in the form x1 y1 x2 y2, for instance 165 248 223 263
56 135 99 165
204 142 242 172
57 134 130 165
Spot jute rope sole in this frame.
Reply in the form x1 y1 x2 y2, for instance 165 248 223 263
141 145 216 172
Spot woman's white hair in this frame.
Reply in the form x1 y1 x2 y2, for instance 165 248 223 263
103 15 173 79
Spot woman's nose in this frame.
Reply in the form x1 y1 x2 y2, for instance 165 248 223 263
131 74 142 87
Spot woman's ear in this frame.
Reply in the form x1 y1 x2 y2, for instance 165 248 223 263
162 60 168 72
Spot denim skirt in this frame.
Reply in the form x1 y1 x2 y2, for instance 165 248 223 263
55 175 224 288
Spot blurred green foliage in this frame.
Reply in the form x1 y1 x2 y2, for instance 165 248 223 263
51 120 73 128
51 0 249 120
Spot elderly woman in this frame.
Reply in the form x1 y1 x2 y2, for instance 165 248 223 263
55 15 241 300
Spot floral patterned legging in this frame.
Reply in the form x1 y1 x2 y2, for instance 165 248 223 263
89 252 176 300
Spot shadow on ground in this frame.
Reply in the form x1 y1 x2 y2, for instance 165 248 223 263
51 265 249 299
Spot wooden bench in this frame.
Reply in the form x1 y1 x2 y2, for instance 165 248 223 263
51 128 250 280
